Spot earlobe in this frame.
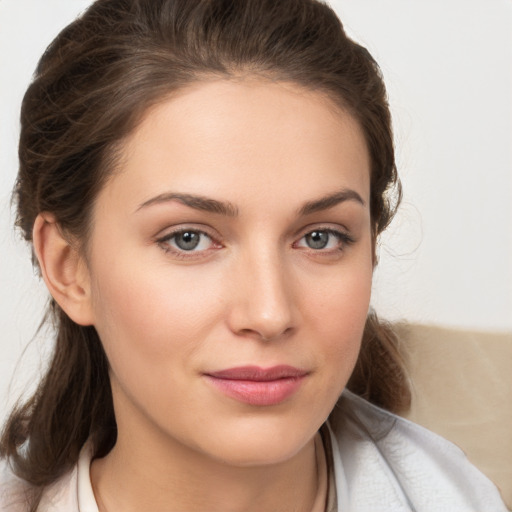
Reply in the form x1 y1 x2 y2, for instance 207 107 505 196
32 213 94 326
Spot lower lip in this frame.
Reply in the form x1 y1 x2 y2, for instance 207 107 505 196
204 375 305 406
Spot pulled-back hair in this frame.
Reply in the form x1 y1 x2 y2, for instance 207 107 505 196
1 0 409 506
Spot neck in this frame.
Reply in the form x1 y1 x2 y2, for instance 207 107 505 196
91 432 320 512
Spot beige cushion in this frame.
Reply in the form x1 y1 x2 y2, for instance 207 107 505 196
395 323 512 509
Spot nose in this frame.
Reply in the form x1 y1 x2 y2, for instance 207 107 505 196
226 248 296 342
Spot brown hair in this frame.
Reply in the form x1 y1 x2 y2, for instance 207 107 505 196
1 0 409 506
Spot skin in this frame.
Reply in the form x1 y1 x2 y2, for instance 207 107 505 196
35 78 373 512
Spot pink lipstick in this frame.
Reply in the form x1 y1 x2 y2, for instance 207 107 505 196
204 365 307 406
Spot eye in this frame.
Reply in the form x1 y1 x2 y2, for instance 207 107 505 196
157 229 217 254
295 228 353 251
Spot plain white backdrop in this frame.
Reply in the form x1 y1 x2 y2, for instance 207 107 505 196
1 0 511 422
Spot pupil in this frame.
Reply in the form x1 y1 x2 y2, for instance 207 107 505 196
307 231 328 249
176 231 200 250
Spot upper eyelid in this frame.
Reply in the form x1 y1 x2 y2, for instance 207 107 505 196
155 225 218 241
295 228 352 243
294 218 351 232
294 224 352 240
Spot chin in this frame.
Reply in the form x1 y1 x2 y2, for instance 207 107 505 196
193 415 318 468
211 442 309 468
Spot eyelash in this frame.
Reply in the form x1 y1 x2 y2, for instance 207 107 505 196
293 228 355 253
156 226 355 259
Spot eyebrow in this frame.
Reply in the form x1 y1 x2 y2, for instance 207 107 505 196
136 188 365 217
137 192 239 216
297 189 366 215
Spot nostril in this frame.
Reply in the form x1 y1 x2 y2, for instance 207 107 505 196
237 326 294 342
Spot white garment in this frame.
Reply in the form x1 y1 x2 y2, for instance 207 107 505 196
1 390 508 511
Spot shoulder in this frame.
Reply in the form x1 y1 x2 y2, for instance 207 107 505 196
0 459 79 512
328 390 508 512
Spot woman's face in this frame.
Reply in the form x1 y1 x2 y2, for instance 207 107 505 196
85 79 373 466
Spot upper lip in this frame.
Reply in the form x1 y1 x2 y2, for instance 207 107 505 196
206 365 308 381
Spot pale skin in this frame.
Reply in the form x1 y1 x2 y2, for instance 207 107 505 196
33 78 373 512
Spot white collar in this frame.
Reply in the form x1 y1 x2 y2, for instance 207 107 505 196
77 442 99 512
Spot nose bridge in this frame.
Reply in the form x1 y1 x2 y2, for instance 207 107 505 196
229 240 295 340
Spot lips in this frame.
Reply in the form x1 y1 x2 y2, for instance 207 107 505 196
204 365 308 406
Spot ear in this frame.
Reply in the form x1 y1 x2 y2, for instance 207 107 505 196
32 213 94 326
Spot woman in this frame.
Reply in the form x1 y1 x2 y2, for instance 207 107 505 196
0 0 507 511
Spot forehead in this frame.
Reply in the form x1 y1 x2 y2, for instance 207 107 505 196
101 78 370 215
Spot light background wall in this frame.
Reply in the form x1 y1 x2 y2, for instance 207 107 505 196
1 0 511 422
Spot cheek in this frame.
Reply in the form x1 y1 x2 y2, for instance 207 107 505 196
88 253 223 368
87 258 228 427
305 255 373 376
